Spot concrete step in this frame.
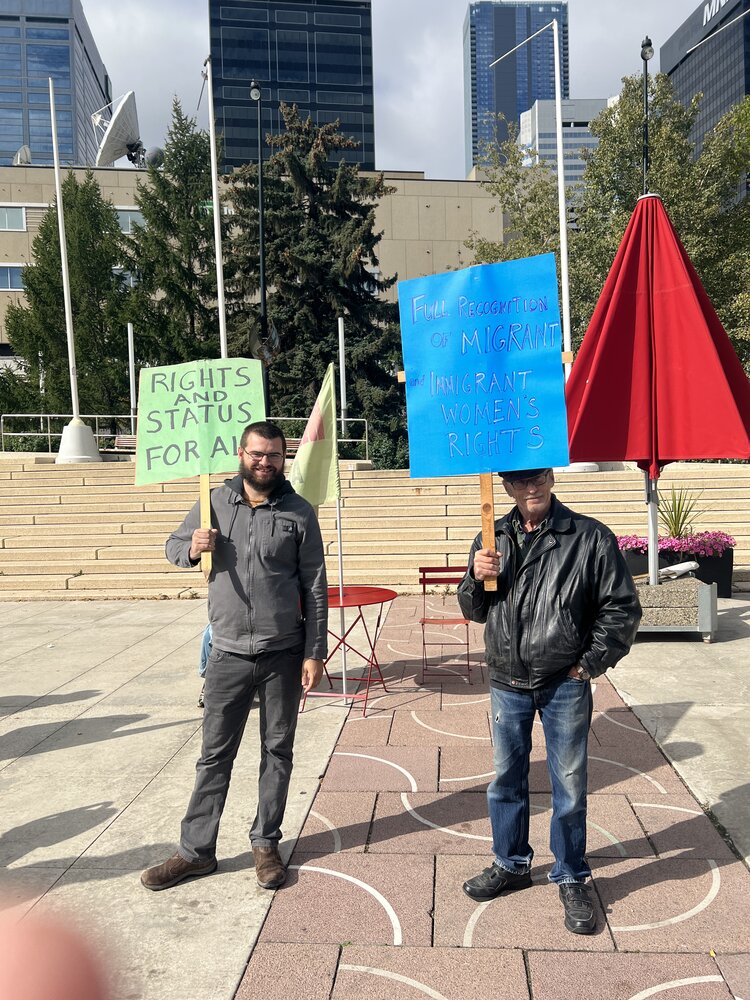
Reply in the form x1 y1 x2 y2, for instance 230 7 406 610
0 461 748 600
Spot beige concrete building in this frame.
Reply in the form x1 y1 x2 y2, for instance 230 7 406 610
0 164 501 359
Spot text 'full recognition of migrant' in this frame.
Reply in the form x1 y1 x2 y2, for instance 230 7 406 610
398 254 570 478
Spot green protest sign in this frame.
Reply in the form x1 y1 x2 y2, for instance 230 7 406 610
135 358 266 485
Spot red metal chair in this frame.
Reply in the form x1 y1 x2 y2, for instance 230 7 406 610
418 566 471 684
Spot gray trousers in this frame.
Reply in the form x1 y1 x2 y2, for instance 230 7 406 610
179 645 303 862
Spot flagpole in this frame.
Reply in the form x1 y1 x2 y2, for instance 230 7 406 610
336 496 347 698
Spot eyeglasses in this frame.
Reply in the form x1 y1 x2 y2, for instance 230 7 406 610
242 449 285 463
505 472 550 491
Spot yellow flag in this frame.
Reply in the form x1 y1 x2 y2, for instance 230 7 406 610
289 363 341 506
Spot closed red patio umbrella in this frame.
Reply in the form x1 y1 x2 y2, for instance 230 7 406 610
566 194 750 583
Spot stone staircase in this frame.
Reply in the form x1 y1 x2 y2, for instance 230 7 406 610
0 456 748 599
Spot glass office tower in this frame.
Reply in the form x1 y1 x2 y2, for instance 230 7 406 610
464 0 569 176
0 0 110 166
208 0 375 171
661 0 750 156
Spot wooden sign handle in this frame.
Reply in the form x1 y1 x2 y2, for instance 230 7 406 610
479 473 497 592
200 473 212 581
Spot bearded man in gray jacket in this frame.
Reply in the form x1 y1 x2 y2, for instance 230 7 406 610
141 421 327 892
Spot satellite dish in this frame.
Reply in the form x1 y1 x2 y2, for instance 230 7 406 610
12 145 32 166
92 92 145 167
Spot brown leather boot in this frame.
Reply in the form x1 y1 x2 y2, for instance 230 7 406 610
252 845 286 889
140 852 217 891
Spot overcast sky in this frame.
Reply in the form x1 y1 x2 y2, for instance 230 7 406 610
85 0 698 179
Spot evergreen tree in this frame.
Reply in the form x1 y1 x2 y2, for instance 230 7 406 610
4 170 130 415
226 104 405 466
125 99 222 365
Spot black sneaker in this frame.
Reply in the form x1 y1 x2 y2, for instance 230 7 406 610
559 882 596 934
197 684 205 709
462 863 532 901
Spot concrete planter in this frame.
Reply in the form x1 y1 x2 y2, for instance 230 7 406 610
636 577 717 642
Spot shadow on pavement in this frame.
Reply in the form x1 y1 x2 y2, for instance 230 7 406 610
0 714 200 762
0 691 102 716
0 803 118 865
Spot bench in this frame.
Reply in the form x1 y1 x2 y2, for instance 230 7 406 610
114 435 137 452
418 566 471 683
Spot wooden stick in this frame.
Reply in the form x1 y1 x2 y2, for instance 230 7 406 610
200 473 212 581
479 473 497 592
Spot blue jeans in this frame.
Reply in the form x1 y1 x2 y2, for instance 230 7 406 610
488 675 593 884
199 624 212 677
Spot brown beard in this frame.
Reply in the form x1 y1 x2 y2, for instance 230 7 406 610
238 462 281 495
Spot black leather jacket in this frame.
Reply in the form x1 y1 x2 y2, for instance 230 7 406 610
458 496 641 688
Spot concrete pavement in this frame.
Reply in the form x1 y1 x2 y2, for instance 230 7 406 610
0 599 355 1000
1 595 749 999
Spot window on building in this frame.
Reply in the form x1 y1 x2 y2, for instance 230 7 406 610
26 27 70 39
277 29 309 83
26 43 71 85
314 32 363 86
117 209 144 234
27 90 71 104
220 6 268 20
0 107 23 146
0 265 24 290
314 13 362 27
276 10 307 23
0 206 24 230
0 42 21 73
220 27 270 81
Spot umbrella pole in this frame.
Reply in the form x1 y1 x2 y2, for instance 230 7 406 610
645 473 660 586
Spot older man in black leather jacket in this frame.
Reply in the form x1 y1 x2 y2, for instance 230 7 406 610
458 467 641 935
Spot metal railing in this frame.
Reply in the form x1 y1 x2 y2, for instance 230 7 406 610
1 412 370 460
0 413 135 452
270 416 369 461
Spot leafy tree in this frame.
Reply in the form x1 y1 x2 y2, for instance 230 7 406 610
467 77 750 367
4 170 130 415
573 74 750 364
465 117 559 268
125 99 222 366
226 104 405 465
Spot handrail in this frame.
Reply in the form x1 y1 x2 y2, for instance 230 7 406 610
1 412 370 460
271 416 369 461
0 413 135 452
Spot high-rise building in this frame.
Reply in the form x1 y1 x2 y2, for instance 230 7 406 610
0 0 110 167
661 0 750 155
518 98 606 188
208 0 375 172
464 0 569 176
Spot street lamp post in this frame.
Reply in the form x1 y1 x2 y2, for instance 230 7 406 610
641 36 654 196
249 81 268 347
490 18 571 379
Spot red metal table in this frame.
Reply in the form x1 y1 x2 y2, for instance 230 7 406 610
301 585 397 716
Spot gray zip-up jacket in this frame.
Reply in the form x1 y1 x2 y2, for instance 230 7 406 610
166 475 328 660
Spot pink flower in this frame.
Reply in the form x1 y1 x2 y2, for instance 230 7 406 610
616 531 735 556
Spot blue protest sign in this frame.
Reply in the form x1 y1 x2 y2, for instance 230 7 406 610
398 254 570 478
